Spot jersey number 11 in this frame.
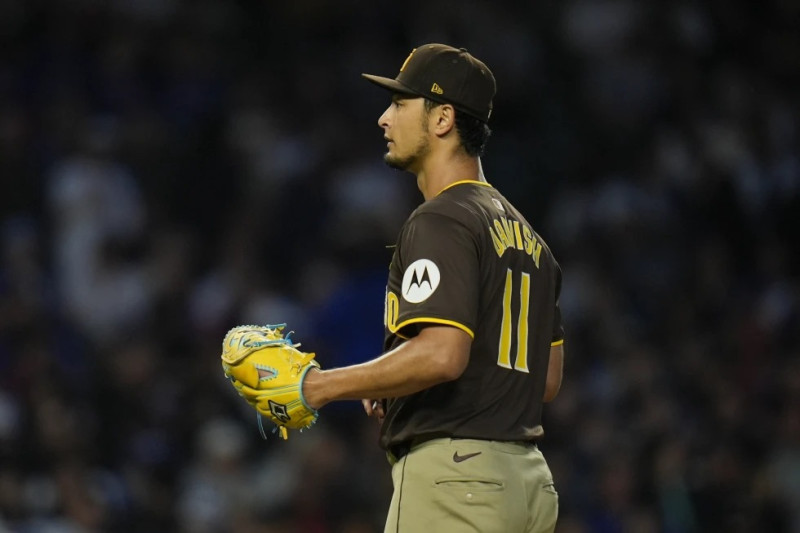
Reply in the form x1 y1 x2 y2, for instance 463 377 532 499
497 269 531 373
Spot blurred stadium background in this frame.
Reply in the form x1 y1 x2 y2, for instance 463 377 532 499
1 1 798 532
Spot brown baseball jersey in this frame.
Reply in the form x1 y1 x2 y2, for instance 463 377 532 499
380 180 564 451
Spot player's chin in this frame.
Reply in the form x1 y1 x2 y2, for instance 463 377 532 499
383 153 408 171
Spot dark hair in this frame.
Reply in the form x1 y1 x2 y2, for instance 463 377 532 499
424 99 492 157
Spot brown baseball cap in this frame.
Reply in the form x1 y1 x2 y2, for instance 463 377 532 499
362 43 496 123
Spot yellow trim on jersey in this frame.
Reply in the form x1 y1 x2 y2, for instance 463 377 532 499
551 339 564 347
392 317 476 339
435 180 493 196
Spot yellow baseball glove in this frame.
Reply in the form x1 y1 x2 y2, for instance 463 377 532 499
221 324 320 440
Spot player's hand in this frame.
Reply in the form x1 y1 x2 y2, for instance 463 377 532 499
362 399 385 421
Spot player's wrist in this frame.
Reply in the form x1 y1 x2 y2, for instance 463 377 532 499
302 367 326 410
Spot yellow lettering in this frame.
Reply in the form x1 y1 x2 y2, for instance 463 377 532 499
386 291 399 332
513 220 523 250
493 219 513 248
490 218 542 265
532 242 542 268
523 225 534 255
501 217 515 248
489 225 506 257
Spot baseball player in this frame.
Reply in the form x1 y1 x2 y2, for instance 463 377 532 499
299 43 566 532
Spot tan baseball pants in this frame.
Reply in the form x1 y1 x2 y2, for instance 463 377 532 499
384 438 558 533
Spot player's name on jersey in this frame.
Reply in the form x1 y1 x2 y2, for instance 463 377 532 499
489 216 543 268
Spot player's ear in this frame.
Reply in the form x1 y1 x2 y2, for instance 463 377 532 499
432 104 456 136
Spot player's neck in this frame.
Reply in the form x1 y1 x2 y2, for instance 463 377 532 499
416 153 484 201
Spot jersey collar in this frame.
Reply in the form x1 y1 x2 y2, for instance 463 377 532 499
435 180 493 197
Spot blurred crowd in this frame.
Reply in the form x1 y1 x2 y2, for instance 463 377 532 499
1 0 798 532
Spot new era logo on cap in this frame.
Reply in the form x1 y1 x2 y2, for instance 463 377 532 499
362 43 496 123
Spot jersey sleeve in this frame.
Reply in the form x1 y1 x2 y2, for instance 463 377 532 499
393 212 479 339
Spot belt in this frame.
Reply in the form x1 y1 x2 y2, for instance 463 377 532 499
389 436 537 461
389 434 444 461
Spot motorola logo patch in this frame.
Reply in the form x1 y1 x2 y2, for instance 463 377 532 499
401 259 441 303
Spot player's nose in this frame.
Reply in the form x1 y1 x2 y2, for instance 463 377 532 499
378 106 391 129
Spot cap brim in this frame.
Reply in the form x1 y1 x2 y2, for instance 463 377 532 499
361 74 420 97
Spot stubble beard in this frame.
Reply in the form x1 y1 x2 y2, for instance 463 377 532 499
383 119 431 172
